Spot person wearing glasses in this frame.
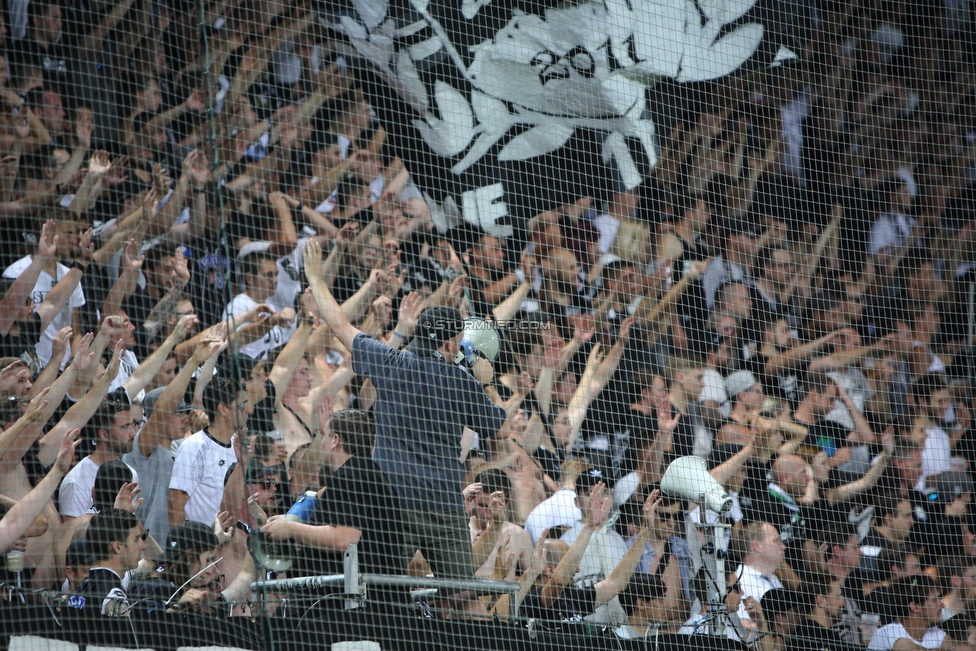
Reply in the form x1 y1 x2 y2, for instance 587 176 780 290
70 508 148 616
128 520 249 616
59 389 140 520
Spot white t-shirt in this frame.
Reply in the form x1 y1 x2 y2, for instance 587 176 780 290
916 425 952 491
524 488 581 543
107 349 141 395
59 457 140 518
169 430 237 525
3 255 86 368
222 293 294 359
735 563 783 622
868 622 945 650
700 368 731 419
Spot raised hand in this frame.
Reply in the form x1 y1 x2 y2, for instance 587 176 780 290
152 163 171 194
487 490 507 524
213 510 236 545
573 314 595 344
584 482 610 527
303 241 323 279
114 482 144 514
104 340 125 380
23 387 50 424
334 221 359 250
55 428 82 474
173 248 190 288
141 188 159 224
173 314 199 343
74 115 94 150
88 150 112 176
121 238 144 273
184 89 206 112
78 228 94 264
49 327 72 364
527 529 549 575
69 332 95 372
36 220 58 259
656 406 680 434
463 482 482 515
619 316 635 341
642 488 662 530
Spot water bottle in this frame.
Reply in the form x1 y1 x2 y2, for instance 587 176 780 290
6 551 24 573
285 491 318 522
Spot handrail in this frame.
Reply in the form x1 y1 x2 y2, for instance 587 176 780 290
250 573 521 616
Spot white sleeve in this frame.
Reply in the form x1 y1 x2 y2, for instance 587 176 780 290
58 474 92 518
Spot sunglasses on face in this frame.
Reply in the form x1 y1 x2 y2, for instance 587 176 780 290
255 479 277 490
658 510 677 522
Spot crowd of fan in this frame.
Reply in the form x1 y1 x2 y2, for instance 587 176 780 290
0 0 975 650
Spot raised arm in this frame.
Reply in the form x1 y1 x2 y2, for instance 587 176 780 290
37 344 123 468
122 315 196 398
0 220 56 335
0 429 80 553
139 337 221 458
538 482 608 608
594 491 658 607
303 240 361 351
471 490 508 568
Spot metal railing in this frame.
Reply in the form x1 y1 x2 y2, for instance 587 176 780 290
249 544 521 617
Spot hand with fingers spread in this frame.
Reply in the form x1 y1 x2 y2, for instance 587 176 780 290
88 150 112 177
583 481 610 528
36 220 59 259
23 387 50 424
213 510 236 545
642 489 663 530
303 240 323 279
114 482 144 514
49 327 72 365
55 428 83 474
121 238 144 274
68 332 95 373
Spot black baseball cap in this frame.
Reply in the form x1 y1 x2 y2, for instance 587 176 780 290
576 467 611 493
407 306 464 352
246 460 280 483
154 521 219 564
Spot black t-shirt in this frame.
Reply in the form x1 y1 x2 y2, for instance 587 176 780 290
122 286 157 359
11 38 70 89
745 352 805 409
71 567 130 616
186 237 234 329
298 455 406 577
76 262 109 336
521 584 597 622
789 619 860 651
127 576 175 614
0 312 42 367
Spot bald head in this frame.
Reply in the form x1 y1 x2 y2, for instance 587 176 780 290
773 454 810 499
